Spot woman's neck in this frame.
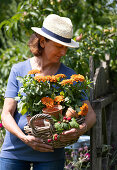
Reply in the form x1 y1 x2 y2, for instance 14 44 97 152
30 56 60 76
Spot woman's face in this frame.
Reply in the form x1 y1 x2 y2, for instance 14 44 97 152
42 38 68 63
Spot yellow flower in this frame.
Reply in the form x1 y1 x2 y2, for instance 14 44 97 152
28 69 40 74
41 97 54 108
78 103 88 116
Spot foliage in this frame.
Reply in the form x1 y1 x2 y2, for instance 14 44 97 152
15 72 64 115
0 42 29 108
0 0 21 23
16 71 91 116
101 144 117 169
54 117 79 134
0 0 117 108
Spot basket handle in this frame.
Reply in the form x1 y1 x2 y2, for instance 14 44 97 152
29 113 55 131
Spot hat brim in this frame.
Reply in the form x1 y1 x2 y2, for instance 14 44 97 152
31 27 79 48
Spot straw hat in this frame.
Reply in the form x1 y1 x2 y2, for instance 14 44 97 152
31 14 79 48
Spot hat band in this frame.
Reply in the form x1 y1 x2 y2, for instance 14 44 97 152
41 27 71 43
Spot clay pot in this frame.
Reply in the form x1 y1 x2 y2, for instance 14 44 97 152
65 107 78 118
42 105 62 119
26 115 45 127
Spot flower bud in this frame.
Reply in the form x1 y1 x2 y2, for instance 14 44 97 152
0 123 3 128
54 136 58 141
48 139 52 143
54 134 58 137
63 116 67 120
67 117 71 121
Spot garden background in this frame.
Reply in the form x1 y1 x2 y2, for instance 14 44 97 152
0 0 117 169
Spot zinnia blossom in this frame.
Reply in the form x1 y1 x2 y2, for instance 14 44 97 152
60 79 73 86
54 95 64 104
50 75 58 82
34 76 45 82
44 75 52 81
78 103 88 116
28 69 40 74
55 74 66 79
41 97 54 108
71 74 85 82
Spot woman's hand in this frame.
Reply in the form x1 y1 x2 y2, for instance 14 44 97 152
24 135 54 152
59 128 79 142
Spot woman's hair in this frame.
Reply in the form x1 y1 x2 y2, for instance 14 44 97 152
28 33 49 56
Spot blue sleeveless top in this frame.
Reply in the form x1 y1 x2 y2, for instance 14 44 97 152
0 59 88 162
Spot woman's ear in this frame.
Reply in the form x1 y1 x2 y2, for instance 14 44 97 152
39 36 45 48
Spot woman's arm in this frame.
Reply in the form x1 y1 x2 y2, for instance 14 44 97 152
1 98 54 152
60 100 96 141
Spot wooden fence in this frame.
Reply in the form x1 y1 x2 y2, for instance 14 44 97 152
89 56 117 170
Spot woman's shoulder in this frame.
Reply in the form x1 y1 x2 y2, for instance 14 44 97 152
11 59 31 76
12 59 29 69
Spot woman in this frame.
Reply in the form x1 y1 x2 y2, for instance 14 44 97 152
0 14 96 170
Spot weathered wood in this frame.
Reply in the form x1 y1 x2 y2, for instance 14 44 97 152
90 94 117 170
105 103 113 145
89 56 117 170
90 127 97 170
93 102 102 170
102 108 108 144
93 66 110 99
92 93 117 108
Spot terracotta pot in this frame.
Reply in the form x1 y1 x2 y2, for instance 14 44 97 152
65 107 78 118
26 115 45 127
42 105 62 119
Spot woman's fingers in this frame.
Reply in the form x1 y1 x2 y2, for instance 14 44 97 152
59 128 79 142
32 143 54 152
24 135 54 152
62 128 77 135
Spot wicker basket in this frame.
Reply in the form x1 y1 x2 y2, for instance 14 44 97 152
24 113 85 148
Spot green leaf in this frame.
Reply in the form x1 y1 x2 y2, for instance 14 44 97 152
54 122 63 133
18 102 28 115
61 122 70 130
69 118 79 128
21 104 28 115
60 91 65 96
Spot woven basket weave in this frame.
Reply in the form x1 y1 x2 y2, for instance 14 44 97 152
24 113 85 148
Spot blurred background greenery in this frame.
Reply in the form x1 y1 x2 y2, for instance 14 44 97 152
0 0 117 108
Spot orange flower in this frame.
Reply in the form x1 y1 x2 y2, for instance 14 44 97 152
55 74 66 79
54 95 64 104
50 75 58 82
71 74 85 82
45 75 52 81
28 69 40 74
78 103 88 116
41 97 54 108
60 79 73 86
34 76 44 82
